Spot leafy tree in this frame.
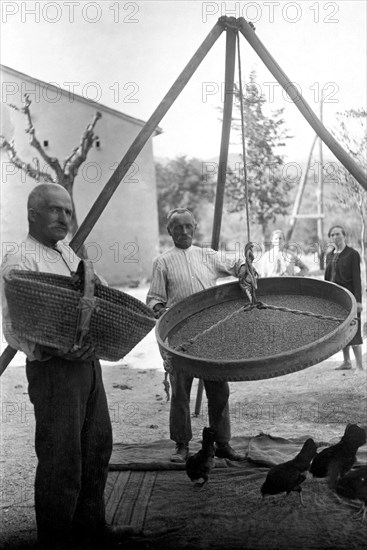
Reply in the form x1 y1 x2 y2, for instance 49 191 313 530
329 108 367 283
1 93 101 240
155 155 215 238
223 70 293 237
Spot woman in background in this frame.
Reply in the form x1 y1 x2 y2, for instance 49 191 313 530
324 224 363 371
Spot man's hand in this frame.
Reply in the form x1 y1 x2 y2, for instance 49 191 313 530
153 303 167 319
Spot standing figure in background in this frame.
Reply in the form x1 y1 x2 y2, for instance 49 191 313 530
259 229 309 278
324 225 363 371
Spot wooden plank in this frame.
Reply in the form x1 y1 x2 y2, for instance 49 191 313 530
127 471 157 530
238 18 367 191
105 471 132 524
112 471 146 527
70 20 225 254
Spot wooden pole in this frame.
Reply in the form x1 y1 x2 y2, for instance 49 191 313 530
0 347 17 376
70 20 225 253
317 93 325 269
195 25 237 417
293 214 325 219
286 135 318 241
0 20 227 377
210 27 238 250
238 18 367 192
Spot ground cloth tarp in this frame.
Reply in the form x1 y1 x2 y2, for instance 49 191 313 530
106 434 367 550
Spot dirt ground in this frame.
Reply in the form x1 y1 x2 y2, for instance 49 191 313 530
1 284 366 549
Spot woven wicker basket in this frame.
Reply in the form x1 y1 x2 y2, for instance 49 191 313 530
4 260 156 361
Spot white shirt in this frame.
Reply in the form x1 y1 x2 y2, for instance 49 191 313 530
1 234 81 360
259 247 308 277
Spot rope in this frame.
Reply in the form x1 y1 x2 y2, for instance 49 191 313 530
176 302 256 352
256 303 346 323
236 32 250 242
176 300 345 354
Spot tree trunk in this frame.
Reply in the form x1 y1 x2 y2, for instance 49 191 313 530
261 222 267 242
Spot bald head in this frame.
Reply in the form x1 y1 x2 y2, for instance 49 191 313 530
28 184 73 247
27 183 71 213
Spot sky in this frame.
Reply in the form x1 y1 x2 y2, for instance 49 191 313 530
1 0 366 164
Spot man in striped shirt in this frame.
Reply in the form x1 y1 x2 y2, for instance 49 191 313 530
147 208 247 463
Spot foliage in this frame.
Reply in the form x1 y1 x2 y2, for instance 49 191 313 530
330 109 367 213
328 109 367 272
223 70 294 237
155 155 215 239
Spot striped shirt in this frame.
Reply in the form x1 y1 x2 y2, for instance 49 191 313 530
146 245 244 309
1 234 81 360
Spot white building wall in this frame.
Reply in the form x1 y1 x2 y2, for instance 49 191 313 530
0 66 160 285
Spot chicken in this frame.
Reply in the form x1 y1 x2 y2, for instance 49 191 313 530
336 466 367 522
310 424 366 488
261 438 317 507
186 427 216 489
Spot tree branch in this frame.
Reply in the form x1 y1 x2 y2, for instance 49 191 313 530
22 94 64 181
0 135 55 183
63 111 102 178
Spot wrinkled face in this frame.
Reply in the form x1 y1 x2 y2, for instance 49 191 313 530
29 187 73 247
167 212 196 249
329 227 346 249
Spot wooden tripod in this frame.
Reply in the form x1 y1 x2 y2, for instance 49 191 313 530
1 16 366 378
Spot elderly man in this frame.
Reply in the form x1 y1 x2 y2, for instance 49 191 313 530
147 208 250 463
1 184 130 550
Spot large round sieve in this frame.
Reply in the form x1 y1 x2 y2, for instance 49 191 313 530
156 277 358 381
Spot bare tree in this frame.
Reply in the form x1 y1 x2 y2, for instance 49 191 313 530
1 93 101 239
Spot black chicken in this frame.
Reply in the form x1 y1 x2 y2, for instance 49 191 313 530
261 438 317 507
186 427 216 489
335 466 367 522
310 424 366 488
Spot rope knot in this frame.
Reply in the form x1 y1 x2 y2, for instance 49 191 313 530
239 242 259 303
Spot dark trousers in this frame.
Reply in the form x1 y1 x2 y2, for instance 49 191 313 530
26 357 112 548
169 370 231 444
